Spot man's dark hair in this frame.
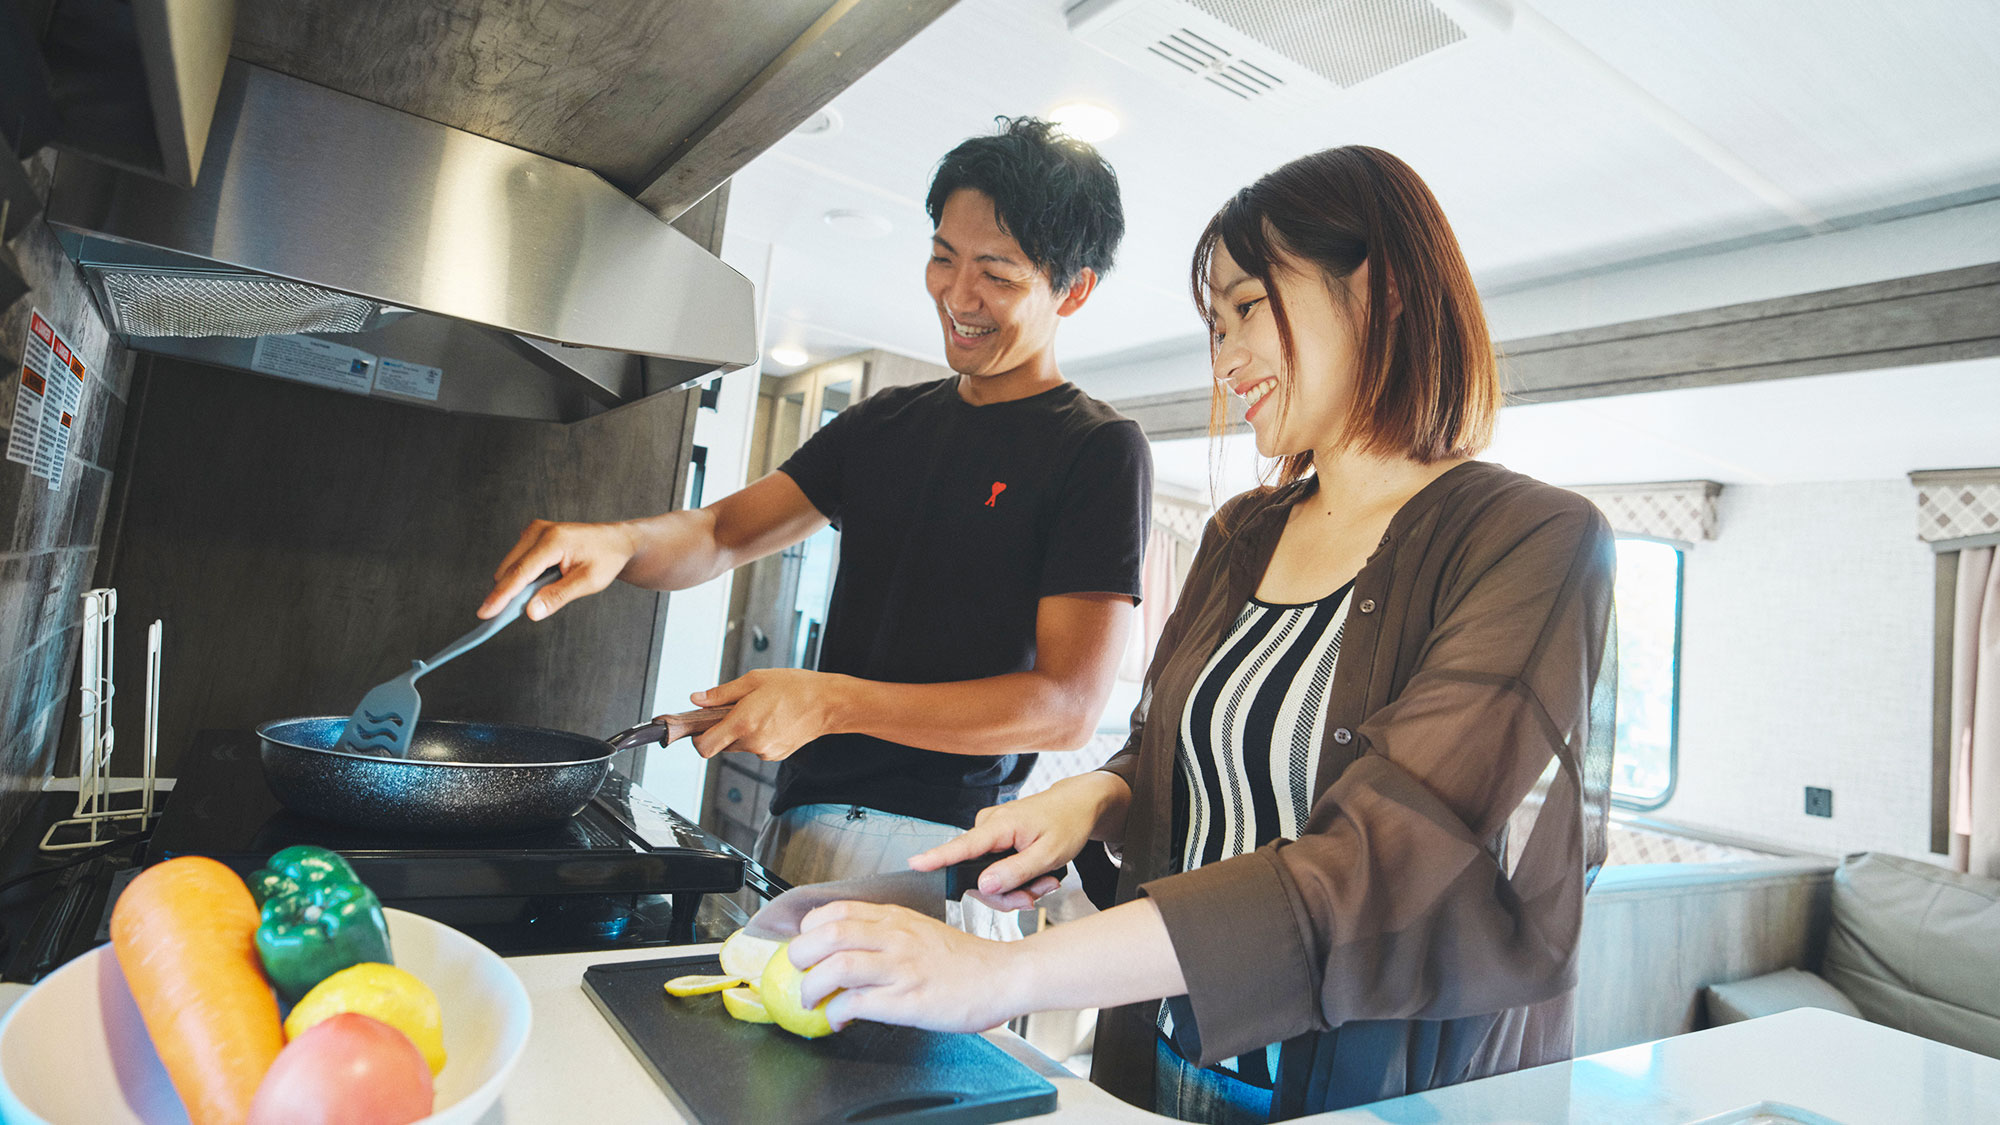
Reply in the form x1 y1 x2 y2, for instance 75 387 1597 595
926 116 1124 292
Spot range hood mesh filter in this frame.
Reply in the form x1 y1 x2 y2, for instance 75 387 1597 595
96 269 381 338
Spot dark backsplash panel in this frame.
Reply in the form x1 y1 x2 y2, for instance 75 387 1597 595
0 150 134 849
99 357 697 779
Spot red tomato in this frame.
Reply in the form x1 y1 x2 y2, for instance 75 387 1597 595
247 1013 435 1125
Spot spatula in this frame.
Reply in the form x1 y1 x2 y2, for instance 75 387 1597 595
335 568 562 758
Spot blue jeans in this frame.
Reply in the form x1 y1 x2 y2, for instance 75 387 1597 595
1154 1036 1273 1124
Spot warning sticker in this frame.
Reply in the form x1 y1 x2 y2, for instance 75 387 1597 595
6 359 45 469
250 335 376 395
374 357 443 401
45 411 75 491
7 310 84 482
40 321 88 490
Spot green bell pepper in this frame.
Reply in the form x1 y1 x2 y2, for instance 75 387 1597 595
251 845 394 1003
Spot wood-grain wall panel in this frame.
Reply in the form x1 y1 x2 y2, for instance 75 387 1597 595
1112 263 2000 432
631 0 962 216
1501 262 2000 403
230 0 830 186
103 359 693 777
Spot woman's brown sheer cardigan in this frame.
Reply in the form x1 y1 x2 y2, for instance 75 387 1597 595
1091 461 1616 1116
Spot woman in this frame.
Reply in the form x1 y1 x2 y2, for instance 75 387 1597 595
785 146 1617 1122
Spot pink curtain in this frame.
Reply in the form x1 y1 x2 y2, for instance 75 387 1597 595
1122 525 1183 683
1950 547 2000 876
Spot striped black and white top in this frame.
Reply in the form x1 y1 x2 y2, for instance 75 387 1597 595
1161 581 1353 1087
1173 582 1354 874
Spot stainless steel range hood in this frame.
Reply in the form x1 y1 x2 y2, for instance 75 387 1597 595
44 60 758 418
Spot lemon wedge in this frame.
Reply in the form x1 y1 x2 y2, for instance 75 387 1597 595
757 941 838 1039
718 930 783 983
664 973 743 997
721 986 774 1023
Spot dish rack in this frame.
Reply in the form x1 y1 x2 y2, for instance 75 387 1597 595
39 589 162 851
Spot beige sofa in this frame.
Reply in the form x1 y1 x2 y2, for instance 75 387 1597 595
1574 851 2000 1059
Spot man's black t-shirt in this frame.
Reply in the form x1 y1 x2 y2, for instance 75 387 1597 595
772 376 1152 828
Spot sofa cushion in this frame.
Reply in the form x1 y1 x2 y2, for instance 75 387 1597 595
1704 968 1860 1025
1820 852 2000 1058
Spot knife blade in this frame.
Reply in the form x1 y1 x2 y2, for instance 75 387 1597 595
740 853 1069 941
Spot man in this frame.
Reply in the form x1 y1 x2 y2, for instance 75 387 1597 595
480 117 1152 885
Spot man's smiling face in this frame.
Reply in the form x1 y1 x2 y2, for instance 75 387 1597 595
924 189 1072 380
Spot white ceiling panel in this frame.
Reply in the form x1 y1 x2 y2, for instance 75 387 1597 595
1527 0 2000 218
1235 30 1792 279
723 0 2000 395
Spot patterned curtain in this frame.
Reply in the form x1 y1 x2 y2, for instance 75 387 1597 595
1948 548 2000 876
1914 469 2000 544
1122 496 1209 681
1566 480 1722 544
1918 469 2000 875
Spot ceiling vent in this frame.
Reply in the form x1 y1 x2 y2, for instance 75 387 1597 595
1067 0 1474 111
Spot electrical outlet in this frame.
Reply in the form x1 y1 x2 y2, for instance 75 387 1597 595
1805 786 1834 818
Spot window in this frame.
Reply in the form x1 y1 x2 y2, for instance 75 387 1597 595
1611 537 1684 808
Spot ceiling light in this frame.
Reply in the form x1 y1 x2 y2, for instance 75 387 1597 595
792 107 842 137
768 345 809 367
823 209 892 239
1047 102 1120 144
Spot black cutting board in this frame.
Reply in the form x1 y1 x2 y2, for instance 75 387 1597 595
583 954 1059 1124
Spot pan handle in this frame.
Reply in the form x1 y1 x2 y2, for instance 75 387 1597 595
606 707 733 750
656 707 732 743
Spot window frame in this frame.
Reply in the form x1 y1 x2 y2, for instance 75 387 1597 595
1608 534 1686 812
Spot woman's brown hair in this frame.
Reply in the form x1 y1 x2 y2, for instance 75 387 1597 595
1192 146 1499 490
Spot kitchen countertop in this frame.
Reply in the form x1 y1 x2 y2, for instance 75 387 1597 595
6 949 1997 1123
1314 1006 2000 1125
425 948 2000 1125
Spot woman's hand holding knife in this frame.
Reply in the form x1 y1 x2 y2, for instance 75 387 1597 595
905 771 1132 910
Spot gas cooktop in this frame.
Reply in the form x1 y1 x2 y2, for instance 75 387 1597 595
144 730 768 954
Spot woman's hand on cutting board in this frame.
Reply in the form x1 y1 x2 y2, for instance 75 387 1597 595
687 669 853 761
788 902 1030 1034
790 895 1189 1034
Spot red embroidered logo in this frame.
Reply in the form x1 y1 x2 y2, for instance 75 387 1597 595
985 482 1007 507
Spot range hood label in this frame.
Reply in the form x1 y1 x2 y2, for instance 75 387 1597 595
7 310 86 492
250 335 376 395
375 357 442 401
4 315 51 470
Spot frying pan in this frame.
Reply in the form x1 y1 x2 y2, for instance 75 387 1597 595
258 709 728 835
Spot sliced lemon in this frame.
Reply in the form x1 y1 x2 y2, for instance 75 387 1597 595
718 930 782 983
664 973 744 997
721 986 773 1024
757 941 838 1039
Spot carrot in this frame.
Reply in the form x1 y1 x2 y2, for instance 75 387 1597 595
111 856 285 1125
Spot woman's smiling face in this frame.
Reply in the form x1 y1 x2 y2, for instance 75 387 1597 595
1207 242 1372 460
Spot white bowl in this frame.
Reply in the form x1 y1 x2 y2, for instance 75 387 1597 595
0 908 530 1124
